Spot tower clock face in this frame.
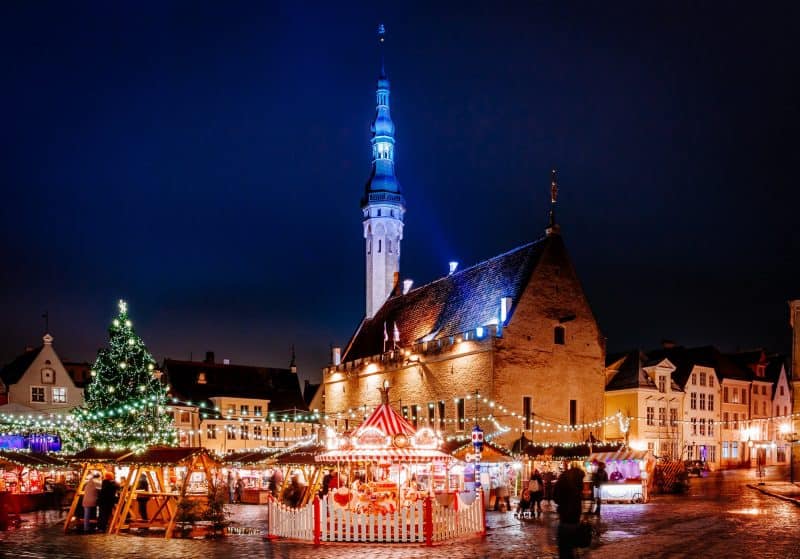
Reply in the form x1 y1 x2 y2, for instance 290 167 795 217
41 367 55 384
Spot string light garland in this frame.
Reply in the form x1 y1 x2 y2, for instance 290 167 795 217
72 300 177 451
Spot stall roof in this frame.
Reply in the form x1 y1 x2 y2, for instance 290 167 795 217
317 448 454 464
0 451 68 469
117 447 212 466
222 450 278 466
64 448 133 463
589 449 654 463
274 444 326 465
443 440 514 462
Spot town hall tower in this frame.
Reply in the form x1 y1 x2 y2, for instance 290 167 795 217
362 26 405 319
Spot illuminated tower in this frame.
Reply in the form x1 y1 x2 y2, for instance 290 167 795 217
363 25 405 319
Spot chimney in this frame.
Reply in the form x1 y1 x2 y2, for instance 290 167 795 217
402 279 414 295
448 261 459 275
332 347 342 366
204 351 215 364
500 296 513 323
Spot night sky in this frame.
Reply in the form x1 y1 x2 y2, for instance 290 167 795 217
2 2 798 385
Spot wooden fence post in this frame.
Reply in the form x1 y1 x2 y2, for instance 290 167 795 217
479 488 487 537
423 495 433 546
313 496 321 545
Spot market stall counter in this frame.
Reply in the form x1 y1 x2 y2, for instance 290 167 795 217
588 449 655 503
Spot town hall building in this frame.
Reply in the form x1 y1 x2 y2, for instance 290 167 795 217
320 32 607 448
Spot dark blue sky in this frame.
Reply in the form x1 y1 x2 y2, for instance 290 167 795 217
2 1 798 384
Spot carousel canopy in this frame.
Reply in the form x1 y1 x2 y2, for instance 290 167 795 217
318 448 452 464
316 391 451 464
356 403 416 438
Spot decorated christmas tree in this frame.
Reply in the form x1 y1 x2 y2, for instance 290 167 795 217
75 300 176 450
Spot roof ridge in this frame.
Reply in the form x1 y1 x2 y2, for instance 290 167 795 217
391 237 546 297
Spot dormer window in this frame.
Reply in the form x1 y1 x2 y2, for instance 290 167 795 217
197 372 207 384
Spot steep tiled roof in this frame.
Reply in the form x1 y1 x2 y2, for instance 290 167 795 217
162 359 307 412
0 347 42 386
644 346 750 388
343 237 550 362
605 350 657 391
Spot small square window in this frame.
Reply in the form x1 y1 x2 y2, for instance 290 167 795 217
31 386 45 403
51 387 66 403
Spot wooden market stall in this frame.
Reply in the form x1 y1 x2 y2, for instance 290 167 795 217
272 444 327 508
587 449 655 503
222 450 278 504
63 448 131 532
0 451 72 513
63 447 222 537
444 439 517 510
109 447 221 538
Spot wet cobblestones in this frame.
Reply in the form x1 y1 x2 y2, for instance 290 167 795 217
1 468 798 558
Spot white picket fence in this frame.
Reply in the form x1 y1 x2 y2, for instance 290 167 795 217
431 492 484 542
266 491 484 545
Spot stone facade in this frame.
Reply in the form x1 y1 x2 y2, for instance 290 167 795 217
323 234 607 448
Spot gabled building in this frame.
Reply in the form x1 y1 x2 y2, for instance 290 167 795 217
729 350 792 466
604 351 668 455
0 333 83 413
321 33 605 446
643 346 725 466
162 352 315 453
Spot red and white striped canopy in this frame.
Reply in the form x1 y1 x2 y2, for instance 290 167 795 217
316 448 453 464
356 403 416 438
589 450 652 463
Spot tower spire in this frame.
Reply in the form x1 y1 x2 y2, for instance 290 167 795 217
362 25 406 319
546 169 560 236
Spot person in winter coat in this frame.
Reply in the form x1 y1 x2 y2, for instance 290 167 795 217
82 473 101 532
528 468 545 516
97 472 119 532
592 461 608 515
553 463 585 559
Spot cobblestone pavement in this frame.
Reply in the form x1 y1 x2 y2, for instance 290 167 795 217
1 467 798 558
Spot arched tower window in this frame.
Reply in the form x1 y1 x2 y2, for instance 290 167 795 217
554 325 565 345
378 239 382 253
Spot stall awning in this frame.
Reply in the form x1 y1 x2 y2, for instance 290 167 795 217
63 448 133 463
316 448 454 464
589 450 653 463
117 447 213 466
274 444 326 465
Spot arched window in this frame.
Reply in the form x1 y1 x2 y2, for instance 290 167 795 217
387 239 392 253
554 326 565 345
378 239 382 253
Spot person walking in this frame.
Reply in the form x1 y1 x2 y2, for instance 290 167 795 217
553 463 585 559
528 468 545 516
97 472 119 532
136 474 150 522
82 473 101 533
592 461 608 515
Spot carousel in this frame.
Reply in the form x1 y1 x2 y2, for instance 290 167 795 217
265 385 485 545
